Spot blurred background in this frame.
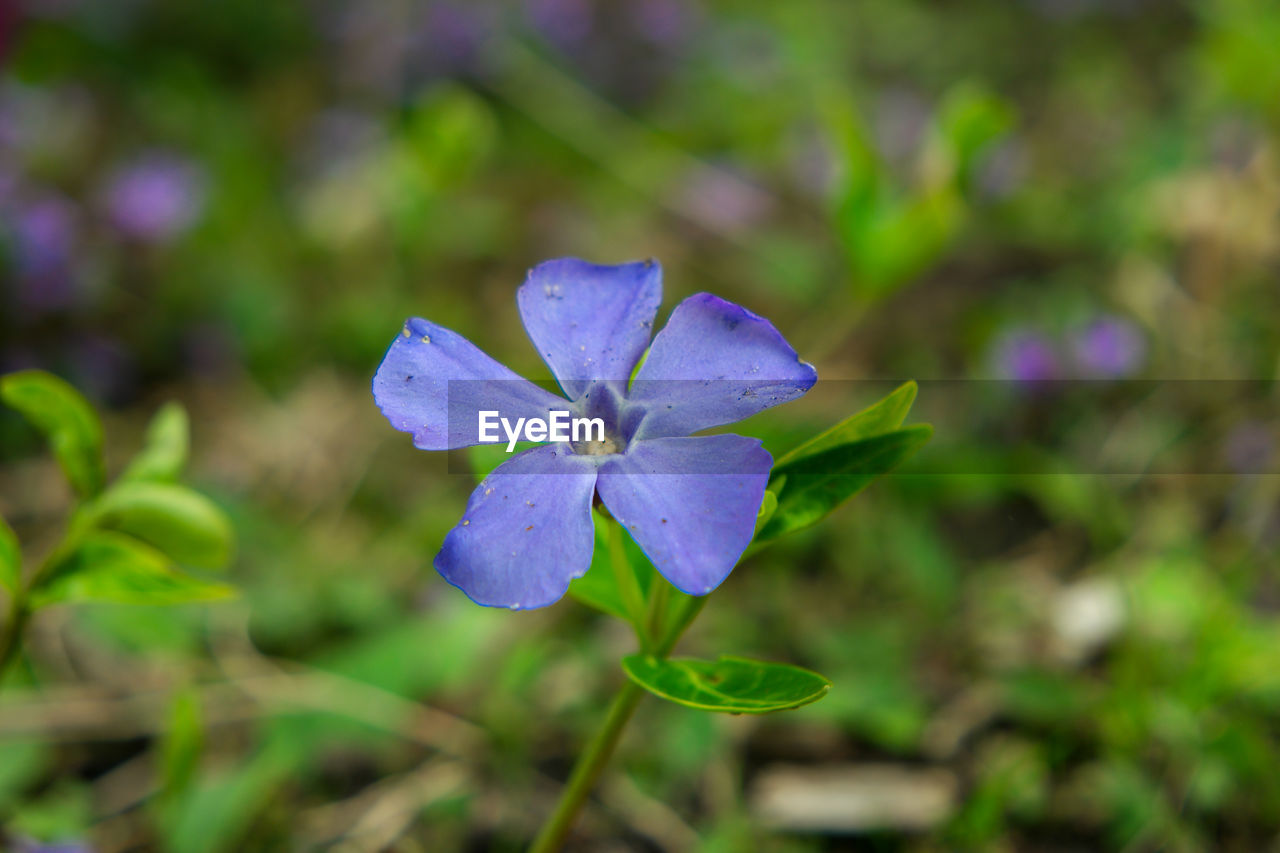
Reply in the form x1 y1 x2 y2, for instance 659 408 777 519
1 0 1278 850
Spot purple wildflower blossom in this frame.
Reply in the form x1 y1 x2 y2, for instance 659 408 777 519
11 194 74 275
103 152 206 243
8 193 79 312
373 258 817 609
1071 315 1145 378
992 329 1060 384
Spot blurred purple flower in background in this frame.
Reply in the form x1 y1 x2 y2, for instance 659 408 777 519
628 0 695 46
1071 315 1145 378
992 329 1060 384
976 137 1027 199
678 165 773 234
414 1 495 77
6 192 79 312
102 151 206 243
874 88 931 172
525 0 593 47
787 123 838 198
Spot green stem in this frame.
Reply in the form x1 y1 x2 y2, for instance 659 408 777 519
656 593 707 657
528 679 644 853
605 518 647 647
0 591 28 688
645 576 670 645
528 581 709 851
0 513 87 692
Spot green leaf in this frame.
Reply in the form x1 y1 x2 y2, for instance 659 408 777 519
775 381 918 468
465 441 537 481
568 561 630 621
0 513 19 595
88 482 234 569
121 402 190 483
2 370 105 498
159 739 294 853
401 84 497 191
159 688 205 799
760 425 933 542
929 83 1015 191
622 654 832 714
753 486 780 535
32 531 235 607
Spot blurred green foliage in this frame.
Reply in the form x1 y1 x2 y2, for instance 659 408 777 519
1 0 1279 850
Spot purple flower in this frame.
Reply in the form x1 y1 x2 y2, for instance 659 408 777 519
992 329 1060 384
525 0 593 47
102 152 206 243
677 166 773 234
373 258 817 609
1071 315 1145 378
414 2 495 76
6 193 79 312
11 194 75 276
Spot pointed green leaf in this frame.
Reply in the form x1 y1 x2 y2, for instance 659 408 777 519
121 402 190 483
88 482 234 569
568 567 629 621
0 513 19 595
775 381 917 468
930 84 1015 191
622 654 831 714
760 425 933 542
2 370 105 498
32 531 234 607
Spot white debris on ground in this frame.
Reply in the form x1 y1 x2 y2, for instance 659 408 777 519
1049 576 1126 664
749 764 958 833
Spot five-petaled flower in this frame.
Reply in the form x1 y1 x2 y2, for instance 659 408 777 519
373 258 817 609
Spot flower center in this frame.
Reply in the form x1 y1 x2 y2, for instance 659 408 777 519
572 431 622 456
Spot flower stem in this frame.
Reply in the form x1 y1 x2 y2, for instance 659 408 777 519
0 591 29 689
528 577 709 851
0 515 86 693
528 679 644 853
605 518 647 647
